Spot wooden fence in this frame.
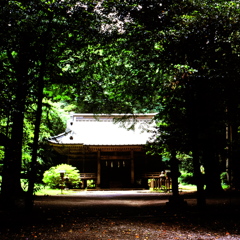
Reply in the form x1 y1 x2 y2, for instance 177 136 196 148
142 172 172 191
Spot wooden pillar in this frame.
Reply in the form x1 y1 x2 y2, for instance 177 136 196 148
67 147 70 165
130 150 134 185
82 179 87 189
96 150 101 188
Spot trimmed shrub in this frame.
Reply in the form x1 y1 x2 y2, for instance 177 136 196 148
43 164 81 189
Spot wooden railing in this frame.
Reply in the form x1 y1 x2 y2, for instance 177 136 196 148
141 172 162 178
149 178 172 191
141 172 172 191
79 173 97 179
79 172 171 190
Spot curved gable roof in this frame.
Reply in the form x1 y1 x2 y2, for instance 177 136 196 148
48 113 156 146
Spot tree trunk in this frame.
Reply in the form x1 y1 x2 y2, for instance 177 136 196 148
1 38 29 209
228 122 240 190
195 77 223 195
25 27 49 210
1 100 26 208
226 101 240 190
167 150 186 207
203 142 223 194
186 76 206 207
192 146 206 207
170 150 179 198
26 75 44 211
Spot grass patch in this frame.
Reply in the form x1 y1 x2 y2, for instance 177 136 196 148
35 187 82 196
179 184 197 191
150 184 197 193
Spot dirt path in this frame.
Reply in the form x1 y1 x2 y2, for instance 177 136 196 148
0 191 240 239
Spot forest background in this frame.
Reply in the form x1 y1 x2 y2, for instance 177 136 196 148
1 0 240 210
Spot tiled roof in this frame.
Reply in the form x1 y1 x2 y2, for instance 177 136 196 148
48 113 156 146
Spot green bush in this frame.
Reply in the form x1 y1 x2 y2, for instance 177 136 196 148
42 164 81 189
179 172 195 185
86 179 95 189
179 171 206 185
220 172 229 185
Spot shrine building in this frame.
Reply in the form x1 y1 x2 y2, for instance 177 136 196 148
48 113 164 189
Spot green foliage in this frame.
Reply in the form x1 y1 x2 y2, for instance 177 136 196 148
43 164 81 189
35 186 77 195
86 179 96 189
98 0 240 192
1 0 112 206
19 100 66 176
2 0 240 205
179 172 195 185
220 172 229 185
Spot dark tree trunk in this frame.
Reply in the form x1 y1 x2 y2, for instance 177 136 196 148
26 75 44 211
195 76 223 195
228 117 240 190
203 141 223 194
170 150 179 198
192 147 206 207
167 150 186 207
186 76 206 207
25 25 49 210
224 90 240 190
1 97 26 208
1 36 29 209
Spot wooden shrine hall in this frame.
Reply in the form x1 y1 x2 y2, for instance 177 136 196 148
48 113 164 189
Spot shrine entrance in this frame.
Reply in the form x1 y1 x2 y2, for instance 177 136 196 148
101 160 131 188
48 113 160 190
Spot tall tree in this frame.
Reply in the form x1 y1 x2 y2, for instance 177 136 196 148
87 0 240 195
0 0 105 208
